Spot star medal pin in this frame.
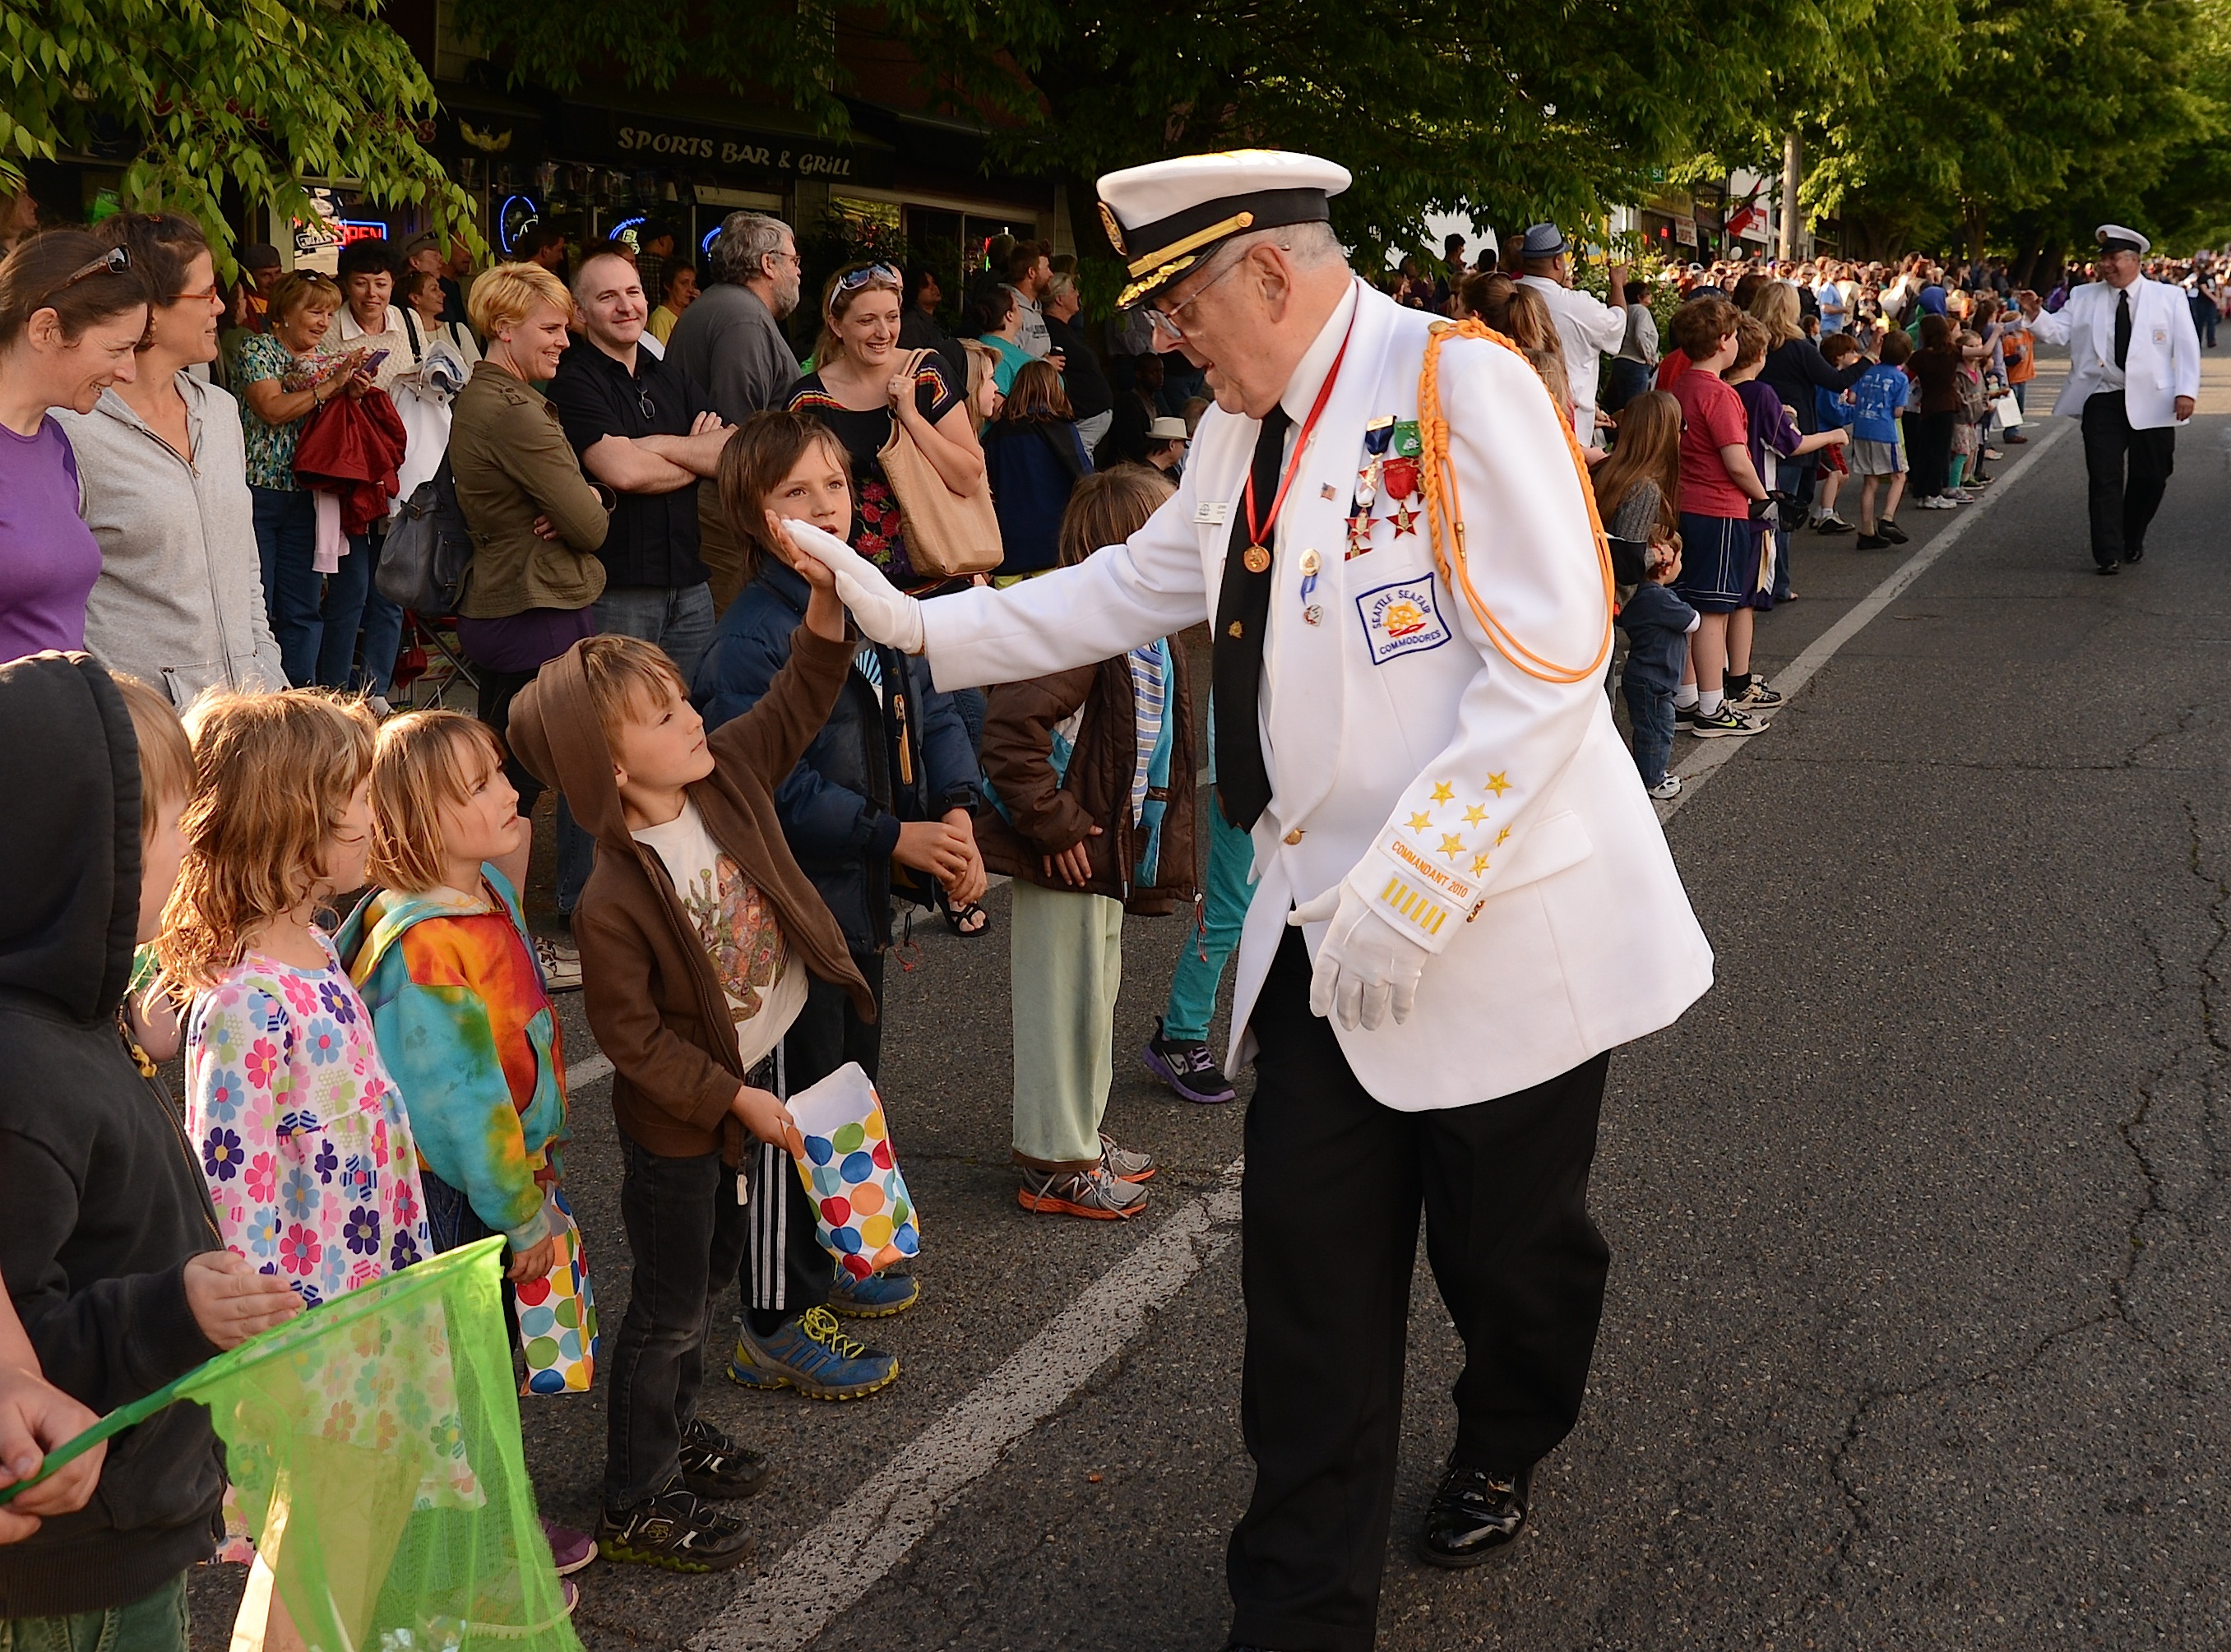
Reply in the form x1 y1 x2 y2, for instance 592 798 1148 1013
1345 508 1375 560
1382 452 1421 538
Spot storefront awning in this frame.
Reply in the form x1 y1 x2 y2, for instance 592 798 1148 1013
556 103 896 190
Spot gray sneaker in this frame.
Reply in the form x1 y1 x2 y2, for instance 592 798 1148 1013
1099 1133 1156 1184
1016 1164 1150 1220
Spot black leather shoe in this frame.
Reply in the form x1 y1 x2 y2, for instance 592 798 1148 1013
2124 544 2144 563
2096 561 2121 576
1418 1459 1532 1568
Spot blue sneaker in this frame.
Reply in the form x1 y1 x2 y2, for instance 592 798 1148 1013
726 1306 899 1400
826 1269 920 1318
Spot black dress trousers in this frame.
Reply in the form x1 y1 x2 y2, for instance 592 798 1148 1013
2081 389 2177 566
1225 929 1613 1652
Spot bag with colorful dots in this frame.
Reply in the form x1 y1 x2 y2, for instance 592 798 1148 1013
786 1062 921 1279
512 1188 599 1395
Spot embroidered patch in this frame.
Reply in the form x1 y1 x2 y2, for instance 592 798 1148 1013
1354 578 1452 665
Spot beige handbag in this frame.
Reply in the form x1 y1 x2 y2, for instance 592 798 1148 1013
877 349 1003 579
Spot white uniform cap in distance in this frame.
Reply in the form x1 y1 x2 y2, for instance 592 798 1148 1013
1097 150 1352 308
2094 223 2151 256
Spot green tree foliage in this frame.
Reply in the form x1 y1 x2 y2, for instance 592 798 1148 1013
1799 0 2224 265
0 0 477 262
451 0 1849 265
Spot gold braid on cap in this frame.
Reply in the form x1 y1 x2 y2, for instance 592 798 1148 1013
1419 319 1613 684
1126 210 1256 278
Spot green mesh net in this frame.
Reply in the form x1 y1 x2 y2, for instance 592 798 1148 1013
3 1238 578 1652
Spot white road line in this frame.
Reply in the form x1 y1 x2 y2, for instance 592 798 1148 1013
691 1160 1247 1652
1656 417 2072 822
567 1052 613 1088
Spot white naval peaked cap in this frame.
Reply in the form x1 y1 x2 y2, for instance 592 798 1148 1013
1097 150 1352 308
2095 222 2151 255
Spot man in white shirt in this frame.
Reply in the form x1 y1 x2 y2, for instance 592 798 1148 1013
1002 239 1053 359
1515 222 1627 447
2012 223 2201 574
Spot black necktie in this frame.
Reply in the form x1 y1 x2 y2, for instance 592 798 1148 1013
2114 287 2132 371
1211 405 1292 831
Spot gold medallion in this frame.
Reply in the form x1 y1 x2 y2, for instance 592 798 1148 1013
1243 544 1271 574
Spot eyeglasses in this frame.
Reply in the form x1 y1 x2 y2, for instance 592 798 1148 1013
42 243 132 305
1144 252 1244 341
638 391 655 420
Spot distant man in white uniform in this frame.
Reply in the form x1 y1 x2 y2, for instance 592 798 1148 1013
1515 221 1629 446
785 151 1712 1651
2011 223 2201 574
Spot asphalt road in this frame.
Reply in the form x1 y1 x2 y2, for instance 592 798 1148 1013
187 344 2231 1650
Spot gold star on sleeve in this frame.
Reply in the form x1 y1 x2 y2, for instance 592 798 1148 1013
1437 833 1465 862
1429 781 1455 803
1408 812 1433 833
1483 771 1511 798
1470 854 1492 877
1461 803 1488 826
1495 825 1512 845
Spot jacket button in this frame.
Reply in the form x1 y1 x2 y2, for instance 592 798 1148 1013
1283 829 1304 844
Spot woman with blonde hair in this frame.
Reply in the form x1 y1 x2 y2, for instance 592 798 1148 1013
1752 275 1868 585
447 260 613 961
784 261 984 592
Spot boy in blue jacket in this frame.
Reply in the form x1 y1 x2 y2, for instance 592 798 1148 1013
693 411 985 1325
1618 543 1701 800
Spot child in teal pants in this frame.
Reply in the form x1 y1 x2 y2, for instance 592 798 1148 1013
1141 717 1253 1105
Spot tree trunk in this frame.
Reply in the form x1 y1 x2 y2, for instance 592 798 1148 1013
1778 131 1803 260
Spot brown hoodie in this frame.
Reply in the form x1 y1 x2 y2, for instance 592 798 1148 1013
507 628 872 1164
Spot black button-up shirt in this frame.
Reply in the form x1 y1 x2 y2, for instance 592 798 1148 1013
549 338 715 590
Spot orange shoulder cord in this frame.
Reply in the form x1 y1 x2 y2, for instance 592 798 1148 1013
1417 319 1616 684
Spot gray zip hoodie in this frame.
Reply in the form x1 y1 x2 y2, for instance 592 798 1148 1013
54 376 285 704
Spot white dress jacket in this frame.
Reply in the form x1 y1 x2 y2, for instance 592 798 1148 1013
923 281 1715 1110
2017 277 2201 428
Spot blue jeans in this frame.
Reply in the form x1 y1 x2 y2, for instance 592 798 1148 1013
0 1573 187 1652
252 486 322 686
1622 676 1675 786
592 582 715 685
1163 799 1255 1042
317 526 405 695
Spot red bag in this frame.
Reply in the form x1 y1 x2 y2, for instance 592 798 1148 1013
294 389 409 536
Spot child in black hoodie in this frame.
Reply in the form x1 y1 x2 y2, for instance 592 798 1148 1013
0 656 299 1640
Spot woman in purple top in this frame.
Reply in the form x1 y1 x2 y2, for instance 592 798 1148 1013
0 231 150 662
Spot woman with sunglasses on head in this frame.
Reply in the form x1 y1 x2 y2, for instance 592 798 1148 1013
54 213 285 702
234 266 363 684
0 231 149 660
783 261 984 595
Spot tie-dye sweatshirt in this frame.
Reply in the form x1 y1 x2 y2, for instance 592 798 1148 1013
339 865 567 1249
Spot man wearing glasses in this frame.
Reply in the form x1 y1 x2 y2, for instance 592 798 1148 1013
781 149 1712 1650
548 248 733 682
668 211 807 609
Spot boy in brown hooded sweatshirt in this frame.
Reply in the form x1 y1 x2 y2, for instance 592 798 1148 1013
506 553 879 1572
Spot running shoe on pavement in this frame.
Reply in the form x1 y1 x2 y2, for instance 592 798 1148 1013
1728 678 1785 714
1813 514 1854 534
1099 1133 1155 1183
1878 517 1909 544
1674 702 1701 732
726 1307 898 1400
1646 775 1683 800
1856 532 1890 549
534 933 583 993
827 1268 920 1318
542 1517 598 1575
1016 1164 1149 1220
1690 703 1766 738
678 1415 771 1498
595 1489 753 1573
1141 1018 1237 1104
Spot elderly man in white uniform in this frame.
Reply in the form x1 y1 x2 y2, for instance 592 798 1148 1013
785 151 1714 1651
2012 223 2201 574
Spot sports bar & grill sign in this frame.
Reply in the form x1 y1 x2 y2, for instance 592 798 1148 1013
590 109 896 187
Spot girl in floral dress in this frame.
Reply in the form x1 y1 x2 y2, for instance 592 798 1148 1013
162 691 472 1646
164 690 431 1303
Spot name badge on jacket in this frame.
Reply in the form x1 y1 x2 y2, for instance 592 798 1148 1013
1355 577 1451 665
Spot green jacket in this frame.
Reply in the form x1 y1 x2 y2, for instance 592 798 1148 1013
449 362 611 619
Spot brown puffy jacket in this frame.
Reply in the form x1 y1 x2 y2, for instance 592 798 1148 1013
506 628 872 1165
974 645 1198 914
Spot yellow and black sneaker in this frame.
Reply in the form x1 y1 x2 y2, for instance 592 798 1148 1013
595 1489 754 1573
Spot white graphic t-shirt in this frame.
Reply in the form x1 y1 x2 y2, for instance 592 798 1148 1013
633 799 808 1069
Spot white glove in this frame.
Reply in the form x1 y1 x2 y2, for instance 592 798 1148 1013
1289 883 1431 1032
780 517 927 654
